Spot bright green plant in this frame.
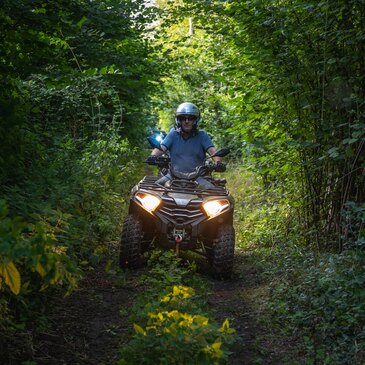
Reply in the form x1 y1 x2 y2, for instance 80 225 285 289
225 165 302 248
0 200 81 294
122 291 235 364
120 251 236 364
0 199 82 362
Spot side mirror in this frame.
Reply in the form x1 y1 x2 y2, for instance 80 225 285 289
147 136 163 150
211 148 230 158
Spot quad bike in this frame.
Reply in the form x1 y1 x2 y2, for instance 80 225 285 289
119 135 235 278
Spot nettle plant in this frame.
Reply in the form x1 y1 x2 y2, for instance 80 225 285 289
0 200 80 296
121 286 235 365
120 252 236 365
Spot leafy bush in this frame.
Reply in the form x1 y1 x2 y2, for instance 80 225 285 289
226 165 302 248
76 129 143 245
121 288 235 365
267 248 365 365
0 200 80 295
119 251 236 365
0 200 82 361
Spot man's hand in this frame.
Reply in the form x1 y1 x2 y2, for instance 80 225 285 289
215 161 226 172
146 155 157 164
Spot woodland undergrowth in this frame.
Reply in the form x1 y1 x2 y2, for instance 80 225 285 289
119 251 236 365
227 165 365 365
0 129 145 363
1 1 364 363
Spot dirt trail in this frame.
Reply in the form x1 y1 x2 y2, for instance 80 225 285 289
32 250 282 365
208 250 282 364
208 264 259 363
33 268 141 365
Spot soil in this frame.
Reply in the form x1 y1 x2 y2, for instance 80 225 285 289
207 250 286 365
32 266 143 365
31 249 287 365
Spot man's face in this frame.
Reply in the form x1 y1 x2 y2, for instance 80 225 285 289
179 115 196 133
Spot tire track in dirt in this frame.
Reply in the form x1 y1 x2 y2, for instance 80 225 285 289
208 249 284 365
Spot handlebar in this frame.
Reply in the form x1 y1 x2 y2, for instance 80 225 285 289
145 156 171 168
171 162 224 180
145 157 225 177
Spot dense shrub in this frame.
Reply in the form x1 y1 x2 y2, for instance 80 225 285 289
226 165 302 248
267 248 365 365
76 129 143 245
0 200 81 361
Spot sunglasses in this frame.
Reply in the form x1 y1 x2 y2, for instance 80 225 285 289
178 116 197 122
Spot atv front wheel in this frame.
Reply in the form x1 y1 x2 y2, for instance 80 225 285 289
119 214 143 269
209 225 235 279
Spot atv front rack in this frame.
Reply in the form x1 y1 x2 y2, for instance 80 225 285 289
138 176 228 196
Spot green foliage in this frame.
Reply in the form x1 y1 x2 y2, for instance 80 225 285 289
76 130 143 246
341 202 365 250
226 163 364 363
0 0 159 188
0 0 363 362
226 165 302 247
154 0 365 249
120 251 236 364
131 250 207 321
0 200 81 294
0 1 160 362
267 248 365 364
0 199 82 361
0 0 159 259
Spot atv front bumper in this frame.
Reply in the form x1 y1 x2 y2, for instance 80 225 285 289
129 198 233 250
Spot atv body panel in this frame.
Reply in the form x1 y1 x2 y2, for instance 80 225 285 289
128 176 233 252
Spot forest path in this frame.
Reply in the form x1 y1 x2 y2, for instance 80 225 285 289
33 248 285 365
207 249 287 364
33 263 141 365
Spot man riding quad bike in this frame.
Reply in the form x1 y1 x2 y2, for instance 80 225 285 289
119 103 235 278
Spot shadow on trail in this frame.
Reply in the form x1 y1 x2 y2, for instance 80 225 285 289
31 248 286 365
188 248 285 365
32 266 140 365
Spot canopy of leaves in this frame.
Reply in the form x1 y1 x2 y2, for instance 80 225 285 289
153 0 365 249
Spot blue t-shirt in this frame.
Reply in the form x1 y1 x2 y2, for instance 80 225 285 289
161 128 214 173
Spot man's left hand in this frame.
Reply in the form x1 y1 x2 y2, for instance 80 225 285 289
215 161 226 172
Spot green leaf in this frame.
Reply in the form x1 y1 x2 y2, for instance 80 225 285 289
343 138 358 145
133 323 146 336
77 16 88 29
0 260 21 295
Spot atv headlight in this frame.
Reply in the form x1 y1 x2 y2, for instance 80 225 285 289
135 192 161 212
203 199 230 218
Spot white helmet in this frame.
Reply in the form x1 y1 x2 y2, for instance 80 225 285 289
175 102 200 129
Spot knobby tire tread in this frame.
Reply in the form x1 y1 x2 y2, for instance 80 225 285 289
211 225 235 279
119 214 142 269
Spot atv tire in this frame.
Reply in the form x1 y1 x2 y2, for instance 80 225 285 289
119 214 143 269
209 225 235 279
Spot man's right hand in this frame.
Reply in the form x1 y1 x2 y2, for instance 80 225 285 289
146 155 157 164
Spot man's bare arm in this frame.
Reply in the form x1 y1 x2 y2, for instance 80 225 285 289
207 146 221 162
151 145 167 156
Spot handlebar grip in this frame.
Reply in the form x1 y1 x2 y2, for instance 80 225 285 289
145 156 170 166
213 162 226 172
